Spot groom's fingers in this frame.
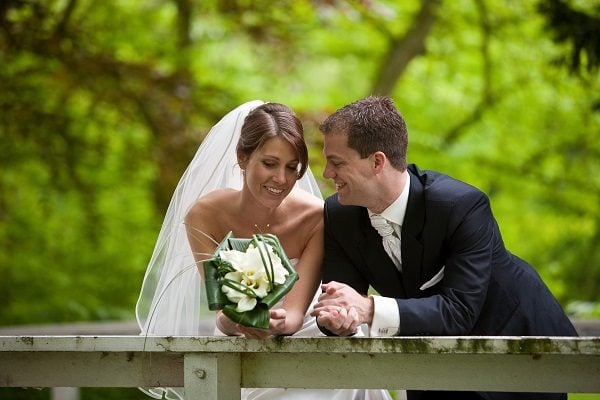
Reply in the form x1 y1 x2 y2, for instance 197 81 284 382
311 302 342 316
317 282 350 305
315 311 342 333
312 291 358 312
335 307 359 334
315 307 358 336
320 282 362 304
346 307 360 334
321 281 346 294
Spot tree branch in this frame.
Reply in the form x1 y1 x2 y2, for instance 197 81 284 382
371 0 441 96
173 0 192 48
54 0 78 38
442 0 494 146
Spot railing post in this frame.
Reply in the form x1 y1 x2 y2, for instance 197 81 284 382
51 387 79 400
184 353 241 399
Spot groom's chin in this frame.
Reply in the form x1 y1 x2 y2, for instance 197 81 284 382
335 193 353 206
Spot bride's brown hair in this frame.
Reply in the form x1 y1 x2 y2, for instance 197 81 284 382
237 102 309 178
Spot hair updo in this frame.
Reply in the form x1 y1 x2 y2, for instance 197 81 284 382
237 103 308 178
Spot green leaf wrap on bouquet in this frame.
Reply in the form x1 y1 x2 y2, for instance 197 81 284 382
203 232 236 310
203 231 299 329
222 303 270 329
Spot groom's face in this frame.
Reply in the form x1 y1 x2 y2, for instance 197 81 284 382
322 131 376 207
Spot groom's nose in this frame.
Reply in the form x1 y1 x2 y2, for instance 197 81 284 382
323 162 334 179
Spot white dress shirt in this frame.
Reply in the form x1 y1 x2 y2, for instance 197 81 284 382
367 173 410 337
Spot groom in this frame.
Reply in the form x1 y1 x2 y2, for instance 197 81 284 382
311 96 577 400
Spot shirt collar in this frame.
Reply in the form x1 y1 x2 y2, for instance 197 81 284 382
368 172 410 227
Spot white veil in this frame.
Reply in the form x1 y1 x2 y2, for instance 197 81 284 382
133 101 393 400
135 100 323 338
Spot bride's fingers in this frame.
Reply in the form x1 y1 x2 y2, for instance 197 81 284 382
270 309 286 320
269 310 286 333
238 326 270 339
236 312 288 338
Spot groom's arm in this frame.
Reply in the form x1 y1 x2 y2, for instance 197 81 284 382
315 198 382 336
319 198 402 336
321 197 369 291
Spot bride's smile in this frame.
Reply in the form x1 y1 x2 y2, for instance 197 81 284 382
264 185 284 196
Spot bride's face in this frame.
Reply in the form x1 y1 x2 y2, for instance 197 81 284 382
241 136 300 207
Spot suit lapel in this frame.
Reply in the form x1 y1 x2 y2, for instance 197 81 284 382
401 165 426 297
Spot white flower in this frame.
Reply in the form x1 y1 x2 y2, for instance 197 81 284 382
219 241 289 312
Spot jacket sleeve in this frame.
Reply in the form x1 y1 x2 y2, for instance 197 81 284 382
322 198 370 294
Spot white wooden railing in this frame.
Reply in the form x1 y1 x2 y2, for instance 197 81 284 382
1 335 599 399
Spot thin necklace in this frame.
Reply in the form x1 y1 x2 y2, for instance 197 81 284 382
254 223 271 234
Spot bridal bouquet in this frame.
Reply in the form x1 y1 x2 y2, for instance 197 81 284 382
203 232 298 329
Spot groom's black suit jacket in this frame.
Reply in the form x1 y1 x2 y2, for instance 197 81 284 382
323 164 576 337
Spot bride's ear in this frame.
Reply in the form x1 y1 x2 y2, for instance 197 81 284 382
237 152 248 170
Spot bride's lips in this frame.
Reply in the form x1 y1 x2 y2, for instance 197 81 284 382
264 185 285 196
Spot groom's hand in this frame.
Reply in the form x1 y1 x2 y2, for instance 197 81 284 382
311 281 374 336
313 306 360 336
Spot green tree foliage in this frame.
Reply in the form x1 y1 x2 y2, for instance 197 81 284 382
1 0 599 327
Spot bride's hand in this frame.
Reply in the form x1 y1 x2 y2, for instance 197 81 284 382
237 309 287 339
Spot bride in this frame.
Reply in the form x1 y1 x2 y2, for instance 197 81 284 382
135 100 393 400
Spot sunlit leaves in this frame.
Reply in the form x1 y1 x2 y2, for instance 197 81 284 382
1 0 599 325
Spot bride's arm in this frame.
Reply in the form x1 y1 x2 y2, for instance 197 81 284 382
185 200 275 337
185 199 244 336
236 219 323 338
279 216 324 335
184 198 223 279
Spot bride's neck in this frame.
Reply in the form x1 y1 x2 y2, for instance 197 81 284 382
237 191 284 228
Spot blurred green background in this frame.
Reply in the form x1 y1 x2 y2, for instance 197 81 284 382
1 0 599 398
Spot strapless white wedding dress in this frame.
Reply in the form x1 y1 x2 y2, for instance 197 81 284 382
221 294 394 400
214 259 394 400
137 101 396 400
141 261 395 400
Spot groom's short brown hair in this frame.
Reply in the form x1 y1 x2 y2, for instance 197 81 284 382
320 96 408 171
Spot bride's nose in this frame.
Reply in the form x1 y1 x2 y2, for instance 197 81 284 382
272 167 287 184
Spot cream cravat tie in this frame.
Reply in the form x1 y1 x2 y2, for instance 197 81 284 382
369 213 402 271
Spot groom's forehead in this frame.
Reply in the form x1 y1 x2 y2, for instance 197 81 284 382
324 136 363 162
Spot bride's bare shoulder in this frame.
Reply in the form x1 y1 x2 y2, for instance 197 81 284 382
185 189 237 220
288 188 323 207
286 189 324 220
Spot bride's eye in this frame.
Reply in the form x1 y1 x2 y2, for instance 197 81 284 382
286 163 299 171
262 160 276 168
